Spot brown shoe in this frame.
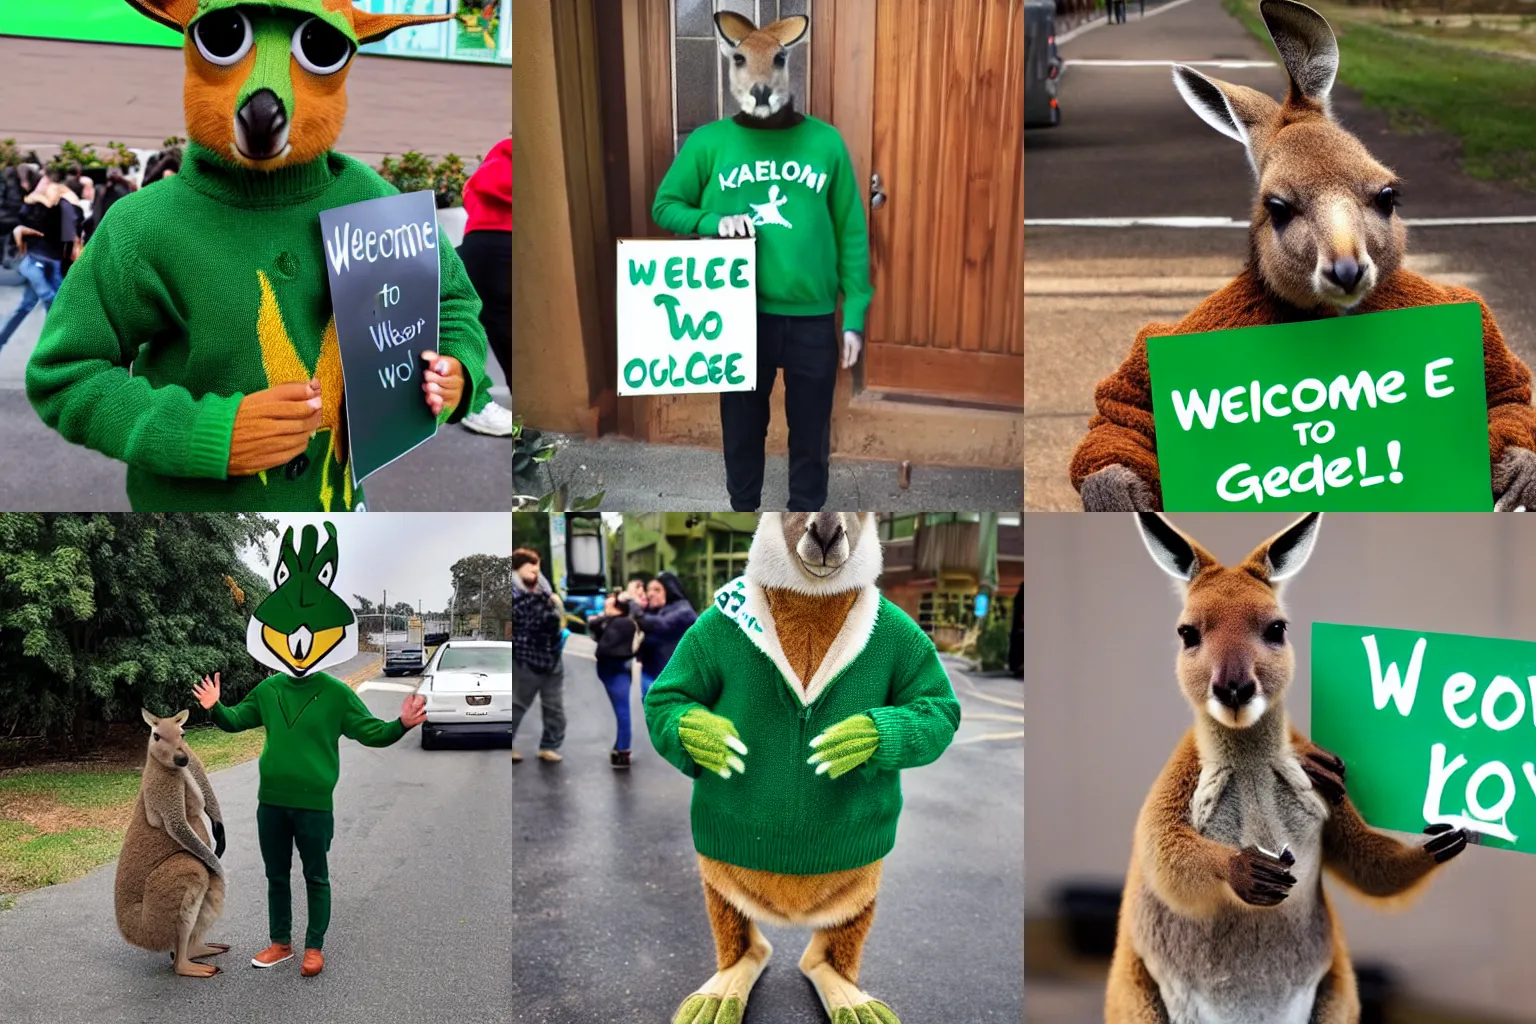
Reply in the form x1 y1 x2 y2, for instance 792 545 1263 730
537 749 563 762
301 948 324 977
511 749 523 762
250 942 293 968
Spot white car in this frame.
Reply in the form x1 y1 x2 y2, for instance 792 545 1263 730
416 640 513 750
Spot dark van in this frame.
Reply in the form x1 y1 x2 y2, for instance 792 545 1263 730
1026 0 1063 128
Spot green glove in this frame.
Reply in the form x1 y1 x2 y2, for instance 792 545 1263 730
679 708 748 779
807 713 880 779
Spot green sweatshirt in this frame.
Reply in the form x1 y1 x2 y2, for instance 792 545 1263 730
652 114 873 332
210 671 407 811
644 580 959 874
26 142 491 512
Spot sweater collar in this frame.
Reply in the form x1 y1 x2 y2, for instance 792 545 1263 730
178 141 343 209
713 576 881 706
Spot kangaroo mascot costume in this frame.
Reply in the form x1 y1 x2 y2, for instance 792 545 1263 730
645 512 961 1024
27 0 491 511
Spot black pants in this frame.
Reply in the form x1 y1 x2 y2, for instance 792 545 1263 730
719 312 838 512
457 230 511 382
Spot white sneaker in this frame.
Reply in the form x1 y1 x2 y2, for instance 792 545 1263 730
461 400 514 436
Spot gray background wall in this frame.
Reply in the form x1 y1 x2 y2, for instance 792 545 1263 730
1026 513 1536 1019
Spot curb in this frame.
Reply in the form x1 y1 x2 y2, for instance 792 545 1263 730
342 656 383 689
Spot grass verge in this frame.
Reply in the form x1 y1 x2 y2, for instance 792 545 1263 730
1222 0 1536 189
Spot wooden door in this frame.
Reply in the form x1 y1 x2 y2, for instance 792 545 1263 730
819 0 1025 408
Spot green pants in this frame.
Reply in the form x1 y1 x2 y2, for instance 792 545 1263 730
257 803 335 951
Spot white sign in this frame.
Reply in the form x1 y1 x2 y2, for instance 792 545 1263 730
615 238 757 396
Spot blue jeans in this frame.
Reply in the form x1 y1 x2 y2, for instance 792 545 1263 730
640 670 658 700
597 659 633 752
0 254 62 352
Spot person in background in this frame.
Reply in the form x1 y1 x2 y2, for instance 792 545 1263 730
586 590 643 769
457 138 513 437
512 548 567 763
140 146 181 185
635 571 697 697
86 170 136 245
0 167 71 354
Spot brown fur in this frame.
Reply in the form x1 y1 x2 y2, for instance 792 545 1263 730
699 855 882 981
763 588 858 689
1070 267 1536 503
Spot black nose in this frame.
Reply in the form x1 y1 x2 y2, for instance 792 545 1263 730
1324 256 1363 293
750 84 772 104
1212 679 1257 710
238 88 288 157
173 754 189 766
807 514 844 556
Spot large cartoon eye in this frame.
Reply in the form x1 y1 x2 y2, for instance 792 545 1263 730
193 10 253 67
292 17 353 75
318 561 334 587
275 562 290 586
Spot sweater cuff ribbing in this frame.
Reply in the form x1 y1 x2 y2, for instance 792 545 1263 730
867 705 914 770
696 212 722 238
185 392 241 480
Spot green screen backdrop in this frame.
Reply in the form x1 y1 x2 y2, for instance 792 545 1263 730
0 0 510 64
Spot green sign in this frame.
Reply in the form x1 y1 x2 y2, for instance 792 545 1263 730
1147 303 1491 511
1312 622 1536 855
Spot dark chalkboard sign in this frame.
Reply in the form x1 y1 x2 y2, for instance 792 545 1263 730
319 189 441 488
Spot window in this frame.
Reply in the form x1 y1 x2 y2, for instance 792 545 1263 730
673 0 812 154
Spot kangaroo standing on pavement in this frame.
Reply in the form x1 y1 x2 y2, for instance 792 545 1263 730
1110 512 1468 1023
1072 0 1536 512
115 709 229 978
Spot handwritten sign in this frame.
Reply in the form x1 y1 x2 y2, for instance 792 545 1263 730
615 238 757 396
1147 303 1491 511
1313 622 1536 855
320 190 440 487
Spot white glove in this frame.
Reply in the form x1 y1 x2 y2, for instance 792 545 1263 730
717 214 756 238
841 330 862 369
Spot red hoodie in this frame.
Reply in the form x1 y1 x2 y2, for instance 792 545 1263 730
463 138 512 234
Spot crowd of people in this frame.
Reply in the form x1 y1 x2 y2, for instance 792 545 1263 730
510 547 701 769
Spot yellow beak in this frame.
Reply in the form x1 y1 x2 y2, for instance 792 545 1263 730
262 624 346 673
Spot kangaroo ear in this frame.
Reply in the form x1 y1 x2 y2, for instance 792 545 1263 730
1249 512 1323 583
123 0 200 32
764 16 810 47
1171 65 1280 164
1134 513 1210 585
170 709 191 727
141 708 159 727
352 10 454 46
715 11 758 50
1261 0 1338 111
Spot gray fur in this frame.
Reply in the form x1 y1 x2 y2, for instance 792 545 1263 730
1493 447 1536 510
1261 0 1338 110
145 765 223 878
1081 464 1157 511
1133 712 1332 1024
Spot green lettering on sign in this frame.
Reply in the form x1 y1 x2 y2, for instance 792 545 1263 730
1312 622 1536 855
1146 303 1491 511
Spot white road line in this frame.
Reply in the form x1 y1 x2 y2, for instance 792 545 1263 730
1026 215 1536 229
357 680 419 694
951 731 1026 745
1064 58 1275 68
1054 0 1201 44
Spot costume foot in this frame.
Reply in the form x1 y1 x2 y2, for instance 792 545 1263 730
173 959 220 978
829 1000 900 1024
674 934 773 1024
190 942 231 958
301 948 324 977
672 993 745 1024
802 958 899 1024
251 942 294 968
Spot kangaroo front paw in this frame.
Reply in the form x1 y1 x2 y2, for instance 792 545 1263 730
1423 823 1470 863
1300 744 1346 806
672 993 744 1024
1228 845 1296 907
1080 464 1157 511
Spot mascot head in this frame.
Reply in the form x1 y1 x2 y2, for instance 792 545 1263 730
125 0 451 170
247 521 358 677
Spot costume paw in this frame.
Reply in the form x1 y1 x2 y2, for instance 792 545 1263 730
1493 447 1536 510
807 713 879 779
679 708 748 778
1080 464 1157 511
672 993 745 1024
830 1000 901 1024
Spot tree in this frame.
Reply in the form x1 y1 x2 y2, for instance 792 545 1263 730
449 553 512 632
353 594 377 616
0 513 278 748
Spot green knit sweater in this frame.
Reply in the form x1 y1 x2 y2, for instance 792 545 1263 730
26 143 490 511
652 115 873 332
644 584 959 874
210 671 407 811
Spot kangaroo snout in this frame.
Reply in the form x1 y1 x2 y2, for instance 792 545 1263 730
1324 255 1364 294
1212 675 1258 710
173 752 190 767
236 88 290 161
806 514 845 559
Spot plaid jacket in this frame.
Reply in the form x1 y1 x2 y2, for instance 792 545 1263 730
512 587 562 674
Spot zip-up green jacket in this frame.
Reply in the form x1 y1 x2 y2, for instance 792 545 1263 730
644 577 960 874
210 671 406 811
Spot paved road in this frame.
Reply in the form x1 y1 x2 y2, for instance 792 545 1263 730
0 672 511 1024
511 633 1024 1023
0 293 511 510
1024 0 1536 509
